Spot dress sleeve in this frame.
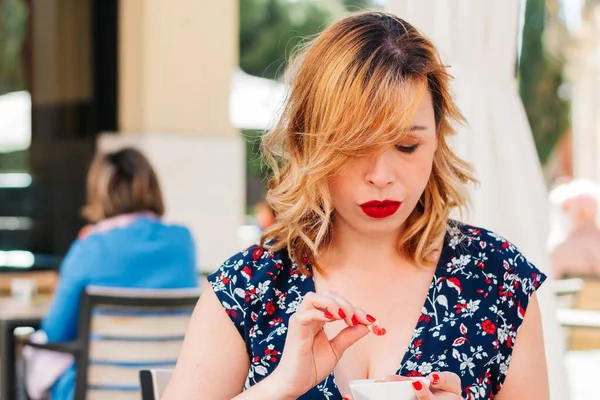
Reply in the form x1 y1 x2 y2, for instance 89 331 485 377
207 247 257 339
494 247 547 391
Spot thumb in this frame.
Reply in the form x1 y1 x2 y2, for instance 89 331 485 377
329 325 369 359
342 395 354 400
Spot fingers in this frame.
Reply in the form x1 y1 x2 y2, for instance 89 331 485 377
298 292 380 329
412 379 434 399
351 306 378 326
323 291 357 326
342 395 353 400
329 325 369 359
298 292 351 323
429 371 462 395
291 309 339 326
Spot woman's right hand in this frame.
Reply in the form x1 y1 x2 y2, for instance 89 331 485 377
268 291 385 398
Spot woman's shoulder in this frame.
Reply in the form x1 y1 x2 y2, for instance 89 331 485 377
208 245 299 288
444 220 546 291
80 214 192 240
446 221 529 262
206 245 303 338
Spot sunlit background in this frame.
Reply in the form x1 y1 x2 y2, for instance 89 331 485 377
1 0 600 399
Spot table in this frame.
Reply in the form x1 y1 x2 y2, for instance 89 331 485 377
0 297 49 400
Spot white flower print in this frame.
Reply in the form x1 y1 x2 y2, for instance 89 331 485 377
405 360 418 371
418 362 433 375
208 224 546 399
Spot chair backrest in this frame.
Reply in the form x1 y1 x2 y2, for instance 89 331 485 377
568 277 600 350
74 286 200 400
139 369 174 400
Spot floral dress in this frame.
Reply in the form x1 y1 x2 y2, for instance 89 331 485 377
208 222 546 399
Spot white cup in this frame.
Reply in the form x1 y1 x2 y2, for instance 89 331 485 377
11 278 37 303
349 378 430 400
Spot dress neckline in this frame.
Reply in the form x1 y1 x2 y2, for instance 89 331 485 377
302 229 451 397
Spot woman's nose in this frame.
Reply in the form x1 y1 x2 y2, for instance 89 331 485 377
364 151 396 188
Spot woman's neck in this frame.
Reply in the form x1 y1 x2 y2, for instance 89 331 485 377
318 224 404 275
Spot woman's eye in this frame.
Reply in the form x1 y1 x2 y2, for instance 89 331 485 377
395 143 420 154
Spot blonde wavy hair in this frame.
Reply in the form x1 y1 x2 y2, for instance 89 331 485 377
261 12 476 272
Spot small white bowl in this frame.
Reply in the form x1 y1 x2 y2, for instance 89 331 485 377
349 378 430 400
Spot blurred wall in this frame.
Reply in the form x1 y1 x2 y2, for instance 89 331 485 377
99 0 244 272
569 4 600 182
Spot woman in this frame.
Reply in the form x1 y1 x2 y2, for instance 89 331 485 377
38 148 198 399
165 12 548 399
550 180 600 278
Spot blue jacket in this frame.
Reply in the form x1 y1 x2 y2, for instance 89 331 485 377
42 215 198 342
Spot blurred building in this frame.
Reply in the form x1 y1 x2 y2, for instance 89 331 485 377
0 0 244 272
568 1 600 181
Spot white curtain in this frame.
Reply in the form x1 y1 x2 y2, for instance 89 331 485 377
386 1 567 398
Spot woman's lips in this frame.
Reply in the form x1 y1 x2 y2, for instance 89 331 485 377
359 200 401 219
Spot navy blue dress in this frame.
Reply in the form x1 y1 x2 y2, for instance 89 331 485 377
208 222 546 399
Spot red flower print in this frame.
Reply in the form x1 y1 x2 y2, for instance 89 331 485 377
266 302 275 315
206 222 547 399
253 248 264 261
447 277 462 293
481 319 496 335
241 266 252 280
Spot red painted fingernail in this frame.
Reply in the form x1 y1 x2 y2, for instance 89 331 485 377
412 381 423 391
343 398 350 400
351 314 359 325
366 314 376 323
431 373 440 385
338 308 346 319
324 311 334 319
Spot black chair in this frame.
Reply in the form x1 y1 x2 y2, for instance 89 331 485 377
139 369 173 400
21 286 199 399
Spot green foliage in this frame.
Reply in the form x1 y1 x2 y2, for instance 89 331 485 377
239 0 347 79
518 0 570 164
0 0 29 95
341 0 374 11
242 129 268 178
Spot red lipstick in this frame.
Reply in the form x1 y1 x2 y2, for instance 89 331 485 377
359 200 401 219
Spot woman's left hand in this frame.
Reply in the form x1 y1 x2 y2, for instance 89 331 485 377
404 372 462 399
343 371 463 399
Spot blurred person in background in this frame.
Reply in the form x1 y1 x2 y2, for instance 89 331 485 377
254 198 275 231
25 147 198 399
550 180 600 279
